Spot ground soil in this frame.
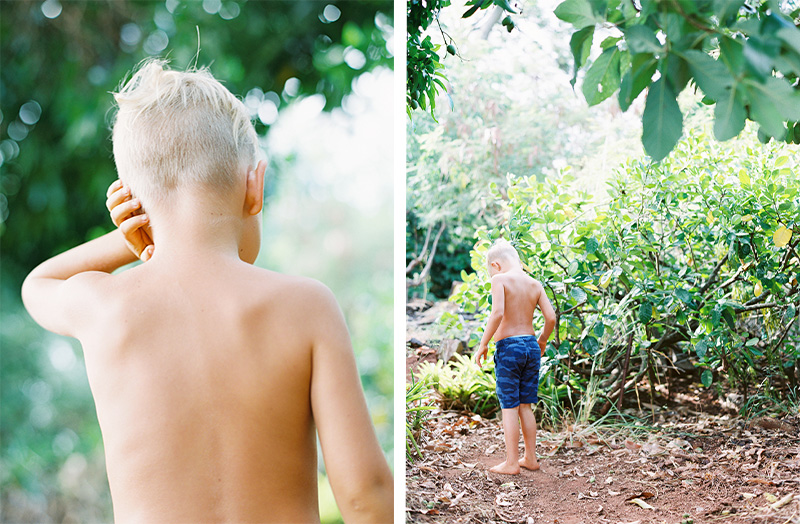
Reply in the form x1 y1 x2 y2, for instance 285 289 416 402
406 300 800 524
406 411 800 524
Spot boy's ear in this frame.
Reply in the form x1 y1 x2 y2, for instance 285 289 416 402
244 160 266 216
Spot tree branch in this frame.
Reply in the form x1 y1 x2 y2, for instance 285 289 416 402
407 222 446 288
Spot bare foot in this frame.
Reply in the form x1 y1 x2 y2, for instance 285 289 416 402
489 461 520 475
519 456 540 471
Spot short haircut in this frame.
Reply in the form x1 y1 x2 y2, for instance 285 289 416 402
111 59 258 206
486 239 520 267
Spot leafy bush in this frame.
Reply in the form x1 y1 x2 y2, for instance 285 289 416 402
452 127 800 417
416 353 500 417
406 375 436 461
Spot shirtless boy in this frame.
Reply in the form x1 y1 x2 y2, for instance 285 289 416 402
21 60 393 523
475 239 556 475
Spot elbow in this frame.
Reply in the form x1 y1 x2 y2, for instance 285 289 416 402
338 469 394 524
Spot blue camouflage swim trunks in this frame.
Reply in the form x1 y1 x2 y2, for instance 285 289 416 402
493 334 540 409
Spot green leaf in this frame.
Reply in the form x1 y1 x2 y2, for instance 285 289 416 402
695 340 707 359
569 26 595 88
743 38 777 80
701 369 713 387
783 303 797 324
720 36 745 75
625 26 662 54
675 288 692 304
619 53 657 111
714 85 746 141
582 335 599 354
713 0 745 25
722 307 736 330
746 76 800 137
777 27 800 52
554 0 601 29
600 35 622 51
638 302 653 324
738 169 751 186
593 322 605 338
642 78 683 161
585 237 599 253
582 46 622 106
493 0 520 14
571 286 587 303
462 4 481 18
683 50 732 101
568 259 579 275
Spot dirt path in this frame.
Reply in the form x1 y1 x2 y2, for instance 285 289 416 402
406 412 800 524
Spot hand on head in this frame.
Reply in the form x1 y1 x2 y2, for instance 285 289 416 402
106 179 154 261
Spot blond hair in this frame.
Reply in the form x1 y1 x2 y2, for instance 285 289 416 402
486 239 520 267
111 59 258 207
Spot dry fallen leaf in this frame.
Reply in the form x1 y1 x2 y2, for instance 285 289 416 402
495 493 513 507
626 491 655 501
629 498 655 510
449 491 466 508
625 439 642 452
641 442 664 455
485 444 499 456
770 493 794 510
746 478 774 485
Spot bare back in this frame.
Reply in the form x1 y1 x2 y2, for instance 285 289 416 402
76 258 323 523
492 270 544 342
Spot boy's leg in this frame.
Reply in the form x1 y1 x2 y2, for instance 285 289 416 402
489 406 521 475
518 403 540 470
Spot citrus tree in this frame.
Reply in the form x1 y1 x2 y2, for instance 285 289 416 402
452 126 799 416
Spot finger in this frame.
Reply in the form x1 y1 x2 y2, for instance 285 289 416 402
141 225 154 246
106 179 123 198
120 213 149 243
110 198 142 227
105 184 131 213
140 245 154 262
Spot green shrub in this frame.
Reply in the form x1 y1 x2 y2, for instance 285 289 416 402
406 375 436 461
452 127 800 418
417 353 500 417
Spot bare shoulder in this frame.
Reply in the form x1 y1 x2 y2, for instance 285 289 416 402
241 266 340 315
490 273 509 287
529 277 544 290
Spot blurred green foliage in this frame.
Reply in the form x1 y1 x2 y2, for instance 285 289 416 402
0 1 392 522
1 0 391 284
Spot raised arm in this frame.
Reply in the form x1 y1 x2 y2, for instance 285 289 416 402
307 283 393 524
21 229 141 337
536 282 556 351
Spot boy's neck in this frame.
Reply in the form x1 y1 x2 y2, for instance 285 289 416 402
498 264 523 275
147 198 244 261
